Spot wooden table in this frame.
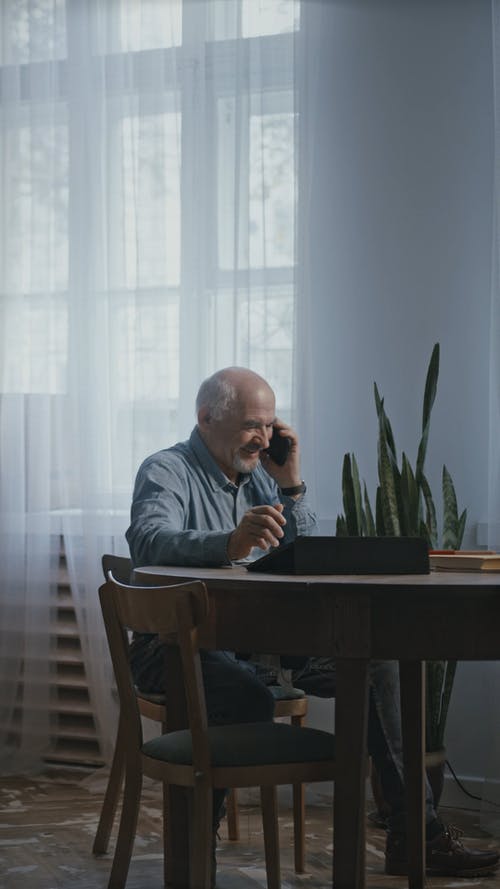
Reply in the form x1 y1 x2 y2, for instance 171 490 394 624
136 564 500 889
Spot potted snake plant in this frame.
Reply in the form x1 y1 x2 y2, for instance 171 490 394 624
336 343 466 813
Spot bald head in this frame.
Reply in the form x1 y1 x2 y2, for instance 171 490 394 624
196 367 274 422
196 367 276 482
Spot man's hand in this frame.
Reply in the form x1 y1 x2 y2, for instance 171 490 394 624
260 420 302 491
227 504 286 561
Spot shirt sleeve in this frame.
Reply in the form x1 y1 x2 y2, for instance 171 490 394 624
126 457 232 568
250 465 318 543
280 491 318 542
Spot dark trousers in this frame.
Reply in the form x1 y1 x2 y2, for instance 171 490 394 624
129 636 436 833
130 637 275 825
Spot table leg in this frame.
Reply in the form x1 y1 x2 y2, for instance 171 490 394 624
399 660 426 889
333 657 370 889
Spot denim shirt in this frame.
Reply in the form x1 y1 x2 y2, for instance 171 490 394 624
126 426 317 568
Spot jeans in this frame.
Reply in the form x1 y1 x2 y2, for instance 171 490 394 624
130 637 275 826
130 636 275 725
286 656 437 833
129 635 436 834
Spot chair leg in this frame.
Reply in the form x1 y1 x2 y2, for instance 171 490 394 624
292 781 305 873
164 784 191 888
260 785 280 889
190 783 213 889
291 712 306 873
108 764 142 889
162 783 170 889
226 788 240 841
93 718 126 855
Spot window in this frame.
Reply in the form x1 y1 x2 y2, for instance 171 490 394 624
0 0 299 490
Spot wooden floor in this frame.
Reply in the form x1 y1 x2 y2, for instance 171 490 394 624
1 768 499 889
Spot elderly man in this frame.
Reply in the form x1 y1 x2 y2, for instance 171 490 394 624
126 366 499 883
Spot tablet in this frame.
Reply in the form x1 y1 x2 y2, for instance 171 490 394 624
246 536 430 575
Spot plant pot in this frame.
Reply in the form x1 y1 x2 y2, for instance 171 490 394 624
369 747 447 827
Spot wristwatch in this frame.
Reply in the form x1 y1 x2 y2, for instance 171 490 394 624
280 481 306 497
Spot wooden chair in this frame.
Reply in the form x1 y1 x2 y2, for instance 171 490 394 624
93 555 308 873
226 685 308 871
98 573 336 889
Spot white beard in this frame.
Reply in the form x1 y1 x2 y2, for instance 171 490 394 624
232 450 260 475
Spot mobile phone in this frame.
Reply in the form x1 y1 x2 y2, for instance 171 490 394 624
264 428 291 466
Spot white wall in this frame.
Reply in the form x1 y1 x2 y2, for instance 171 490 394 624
297 0 495 806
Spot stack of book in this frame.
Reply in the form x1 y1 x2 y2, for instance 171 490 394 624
429 551 500 572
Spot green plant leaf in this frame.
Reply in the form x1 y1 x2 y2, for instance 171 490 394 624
375 486 385 535
378 415 401 536
360 507 368 536
364 483 376 536
442 465 459 549
374 384 397 463
421 343 440 432
420 474 438 549
456 509 467 550
351 454 364 536
376 395 403 527
419 519 432 546
342 453 360 535
416 344 440 481
336 515 348 536
400 453 420 536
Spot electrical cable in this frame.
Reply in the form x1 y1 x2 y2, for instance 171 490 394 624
446 758 500 811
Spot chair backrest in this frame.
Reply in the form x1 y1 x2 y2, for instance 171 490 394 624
101 553 133 584
99 573 211 767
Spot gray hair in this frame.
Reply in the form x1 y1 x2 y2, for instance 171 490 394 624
196 370 239 421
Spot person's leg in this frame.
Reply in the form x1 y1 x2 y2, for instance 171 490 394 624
367 660 436 833
199 649 275 725
292 656 499 878
131 635 273 714
367 664 499 877
290 656 436 828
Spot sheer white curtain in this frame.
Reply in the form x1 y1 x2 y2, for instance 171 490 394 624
0 0 299 772
492 6 500 557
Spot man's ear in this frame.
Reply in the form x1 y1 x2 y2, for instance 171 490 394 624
198 406 211 428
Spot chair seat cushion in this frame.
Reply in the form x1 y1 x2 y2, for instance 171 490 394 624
268 684 305 701
143 721 334 767
135 687 165 706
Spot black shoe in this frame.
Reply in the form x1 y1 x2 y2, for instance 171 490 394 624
386 823 500 877
367 808 388 830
